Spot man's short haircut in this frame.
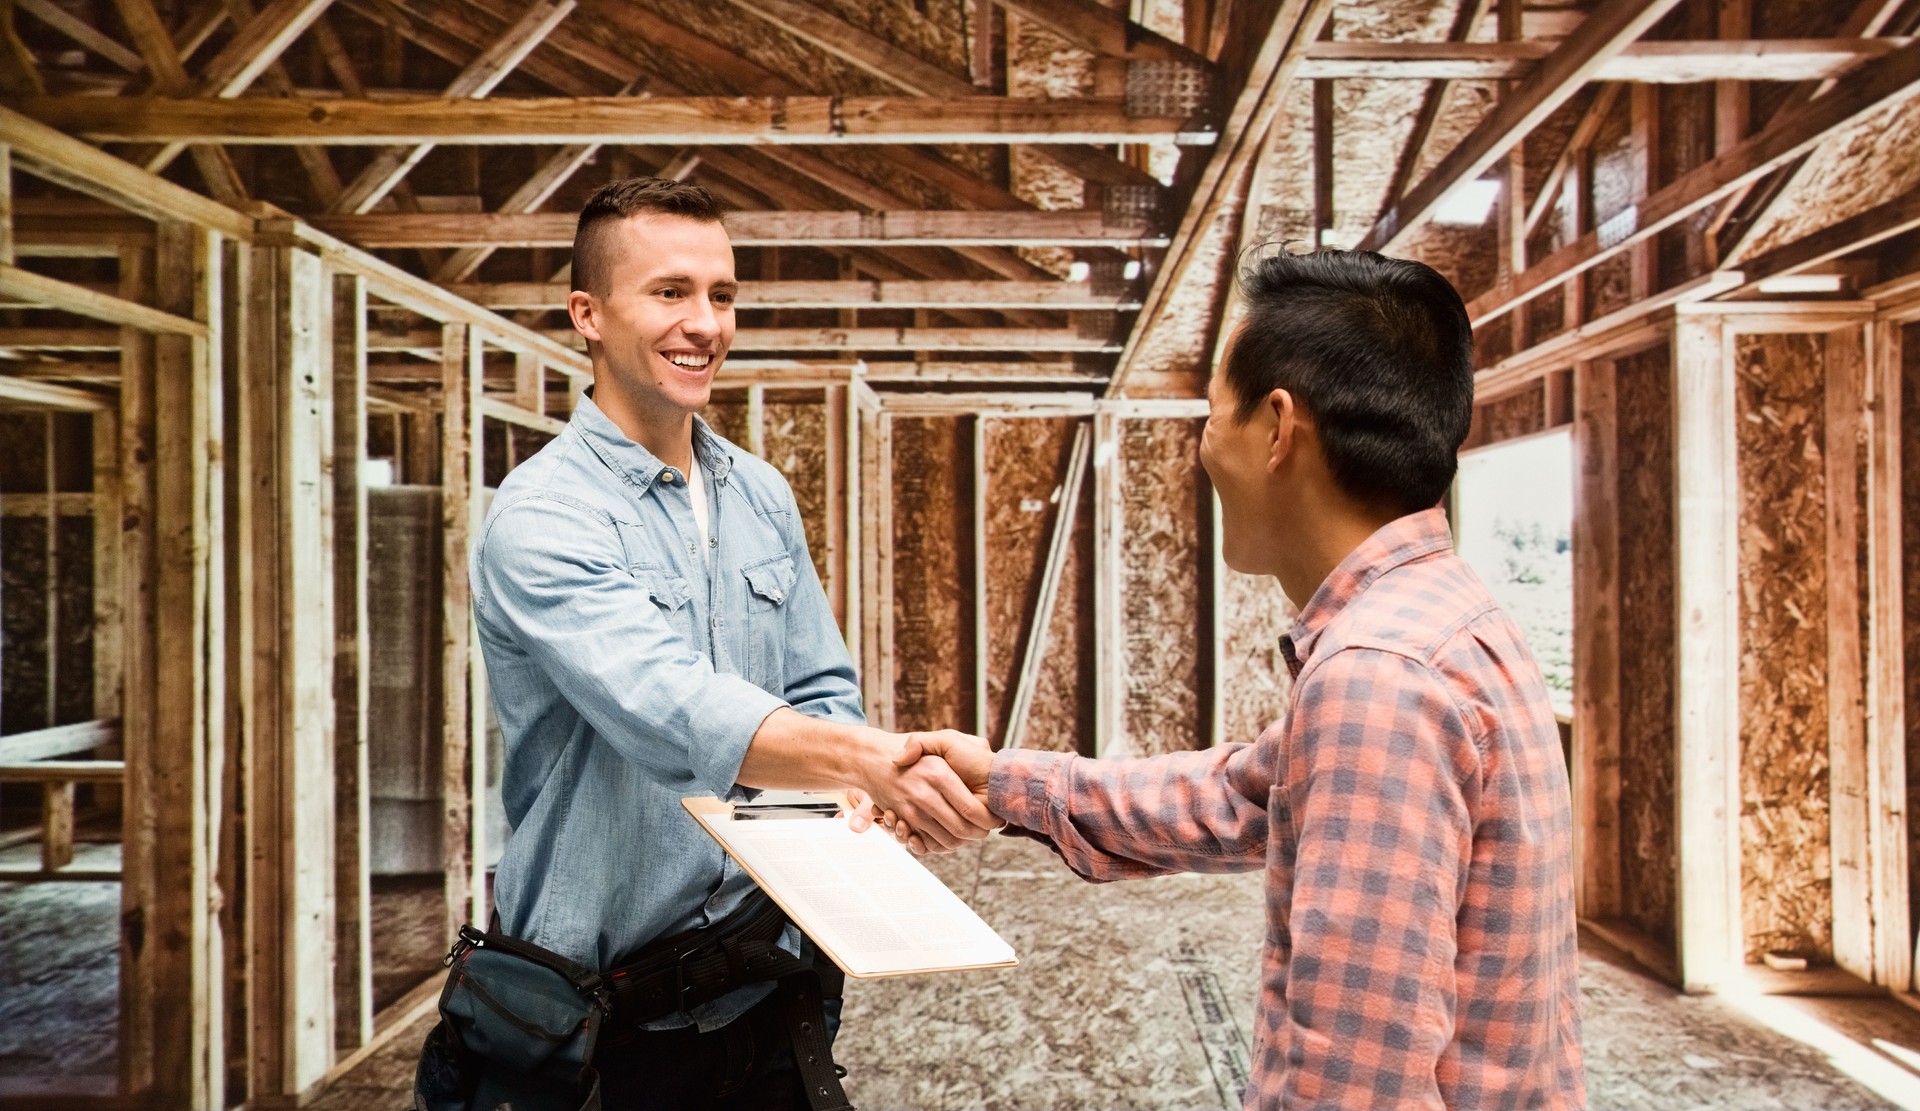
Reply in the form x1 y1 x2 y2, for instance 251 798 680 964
571 177 725 297
1222 249 1474 514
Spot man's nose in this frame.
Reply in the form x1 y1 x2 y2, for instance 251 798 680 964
681 296 720 338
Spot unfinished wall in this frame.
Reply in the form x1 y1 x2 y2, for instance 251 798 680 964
891 416 976 734
1218 569 1294 745
1121 418 1207 755
980 417 1087 753
1586 91 1640 321
761 390 832 588
1614 344 1677 945
1735 332 1834 963
0 413 96 736
1477 384 1547 447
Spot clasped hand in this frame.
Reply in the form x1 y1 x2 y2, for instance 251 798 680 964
847 729 997 856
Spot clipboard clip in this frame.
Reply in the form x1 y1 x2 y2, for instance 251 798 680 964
732 800 840 821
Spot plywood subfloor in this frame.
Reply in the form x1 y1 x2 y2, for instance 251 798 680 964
307 836 1920 1111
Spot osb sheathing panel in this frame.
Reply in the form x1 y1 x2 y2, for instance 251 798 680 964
1901 324 1920 938
1615 344 1678 945
760 390 832 588
1007 11 1092 278
1219 568 1295 745
627 0 897 97
1735 332 1833 962
1586 91 1640 320
891 416 975 733
1742 96 1920 262
1477 384 1545 445
702 396 750 447
981 417 1092 754
1121 418 1206 755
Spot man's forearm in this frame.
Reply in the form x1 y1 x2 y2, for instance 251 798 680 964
736 706 892 794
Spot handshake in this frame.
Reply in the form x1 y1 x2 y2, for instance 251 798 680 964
846 729 1000 855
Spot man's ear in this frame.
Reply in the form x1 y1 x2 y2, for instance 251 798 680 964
1267 388 1296 474
567 289 602 344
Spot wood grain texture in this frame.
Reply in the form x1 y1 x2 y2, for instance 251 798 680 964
1903 323 1920 968
1120 418 1205 756
1734 331 1834 964
890 416 975 733
1614 343 1678 947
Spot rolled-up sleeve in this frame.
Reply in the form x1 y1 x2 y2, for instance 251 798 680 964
987 740 1277 882
475 495 785 795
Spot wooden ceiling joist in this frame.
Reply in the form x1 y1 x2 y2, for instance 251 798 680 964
1465 36 1920 326
1359 0 1688 254
444 280 1142 312
365 326 1120 353
14 94 1215 146
1300 38 1908 83
313 210 1167 248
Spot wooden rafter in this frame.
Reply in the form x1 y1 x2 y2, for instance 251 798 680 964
1301 38 1911 82
444 279 1143 311
431 140 603 283
314 210 1169 248
362 326 1119 353
1463 37 1920 327
1359 0 1686 253
329 0 576 214
1379 0 1492 218
108 0 248 202
995 0 1210 67
18 94 1215 146
1108 0 1333 394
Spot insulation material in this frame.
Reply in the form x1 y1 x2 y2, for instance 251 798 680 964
891 416 975 733
1477 384 1545 445
1121 418 1205 755
1734 333 1833 963
981 417 1089 752
759 390 832 589
1586 92 1640 320
1614 344 1677 945
1218 567 1295 746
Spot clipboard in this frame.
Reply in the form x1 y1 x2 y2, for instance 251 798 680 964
683 795 1018 980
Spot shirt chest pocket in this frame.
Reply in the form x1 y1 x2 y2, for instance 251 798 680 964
636 567 696 643
741 553 796 613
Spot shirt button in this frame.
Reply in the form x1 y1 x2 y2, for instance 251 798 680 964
661 469 678 484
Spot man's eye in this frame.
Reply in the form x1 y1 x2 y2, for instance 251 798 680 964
658 288 682 299
714 293 734 305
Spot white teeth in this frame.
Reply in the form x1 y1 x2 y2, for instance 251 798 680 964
667 353 711 368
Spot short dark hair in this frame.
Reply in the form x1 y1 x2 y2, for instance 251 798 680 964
1222 249 1474 514
571 177 725 296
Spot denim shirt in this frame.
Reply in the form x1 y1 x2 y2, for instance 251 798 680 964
472 392 864 1031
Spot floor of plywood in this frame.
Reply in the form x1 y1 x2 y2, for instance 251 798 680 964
13 833 1920 1108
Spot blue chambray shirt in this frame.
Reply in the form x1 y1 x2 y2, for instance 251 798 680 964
471 391 864 1031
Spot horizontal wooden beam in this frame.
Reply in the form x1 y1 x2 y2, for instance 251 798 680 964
0 374 112 409
0 328 122 351
1464 37 1920 325
728 358 1105 383
0 264 209 335
479 396 566 435
10 95 1219 145
370 327 1120 353
1301 38 1906 82
0 719 120 762
447 279 1143 311
314 210 1167 248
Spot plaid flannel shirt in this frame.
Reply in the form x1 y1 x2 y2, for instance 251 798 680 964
989 509 1584 1110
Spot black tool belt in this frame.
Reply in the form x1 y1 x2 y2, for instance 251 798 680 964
602 895 852 1111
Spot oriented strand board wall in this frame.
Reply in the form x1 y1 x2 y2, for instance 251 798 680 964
892 416 975 734
1219 568 1295 745
1477 385 1546 446
761 390 832 588
1734 332 1833 963
1121 418 1206 755
981 417 1089 753
1615 344 1677 944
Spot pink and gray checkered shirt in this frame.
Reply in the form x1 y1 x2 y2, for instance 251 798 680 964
989 508 1584 1110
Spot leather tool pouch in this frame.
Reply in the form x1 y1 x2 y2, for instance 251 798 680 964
414 925 610 1111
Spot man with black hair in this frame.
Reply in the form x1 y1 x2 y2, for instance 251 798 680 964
895 250 1586 1109
458 177 997 1110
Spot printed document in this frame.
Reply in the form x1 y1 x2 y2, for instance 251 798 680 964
683 796 1018 978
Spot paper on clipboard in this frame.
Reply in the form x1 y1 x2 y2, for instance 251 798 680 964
683 796 1018 979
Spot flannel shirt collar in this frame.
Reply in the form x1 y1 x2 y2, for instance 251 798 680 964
571 388 736 495
1278 507 1455 677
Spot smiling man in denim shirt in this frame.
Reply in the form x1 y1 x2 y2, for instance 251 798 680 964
467 178 998 1111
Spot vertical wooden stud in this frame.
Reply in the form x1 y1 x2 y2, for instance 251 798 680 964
513 351 542 416
0 142 13 266
825 383 847 632
747 384 767 459
332 273 374 1048
972 416 989 738
1093 407 1125 758
42 780 76 871
1630 84 1659 302
467 338 488 930
440 323 477 940
1207 485 1226 749
1672 312 1741 993
1573 358 1623 920
1866 318 1911 990
44 412 59 728
1827 325 1873 981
